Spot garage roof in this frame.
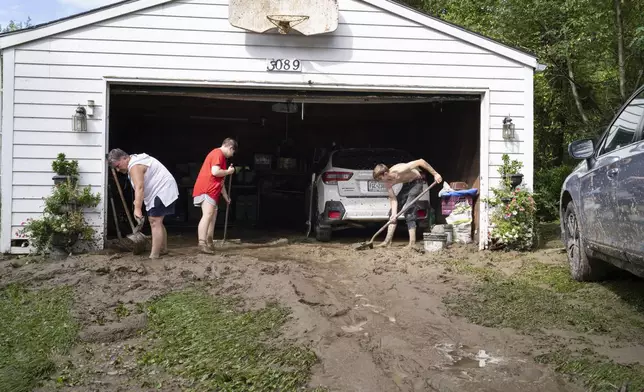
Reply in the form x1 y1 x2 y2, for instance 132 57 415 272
0 0 537 68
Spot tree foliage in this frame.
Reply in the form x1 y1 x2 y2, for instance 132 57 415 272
0 18 32 33
403 0 644 220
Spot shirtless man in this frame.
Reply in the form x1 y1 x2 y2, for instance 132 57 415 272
372 159 443 247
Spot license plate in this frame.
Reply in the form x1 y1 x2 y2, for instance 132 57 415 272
368 181 386 192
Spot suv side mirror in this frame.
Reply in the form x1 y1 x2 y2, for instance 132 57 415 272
568 139 595 160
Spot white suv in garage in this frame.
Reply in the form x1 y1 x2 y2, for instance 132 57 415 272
308 148 431 242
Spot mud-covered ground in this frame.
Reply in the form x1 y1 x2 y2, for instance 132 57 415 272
2 229 644 392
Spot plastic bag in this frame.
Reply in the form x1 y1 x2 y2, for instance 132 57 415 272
445 201 472 225
438 182 455 197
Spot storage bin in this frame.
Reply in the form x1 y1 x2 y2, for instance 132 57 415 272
441 195 473 215
424 232 447 252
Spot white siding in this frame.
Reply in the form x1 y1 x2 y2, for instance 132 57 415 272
3 0 531 248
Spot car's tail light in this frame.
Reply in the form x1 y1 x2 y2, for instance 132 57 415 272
417 209 427 219
328 211 342 219
322 171 353 185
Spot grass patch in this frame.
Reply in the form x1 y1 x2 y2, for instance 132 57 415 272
445 257 644 390
140 290 318 391
444 261 644 339
516 263 585 293
0 284 78 392
535 349 644 391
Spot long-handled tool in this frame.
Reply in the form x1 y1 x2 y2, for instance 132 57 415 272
108 185 122 240
110 167 147 252
355 181 438 251
221 171 234 245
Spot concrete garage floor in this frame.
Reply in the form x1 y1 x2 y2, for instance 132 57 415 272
3 228 644 391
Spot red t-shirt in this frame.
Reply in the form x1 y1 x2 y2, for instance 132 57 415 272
193 148 227 201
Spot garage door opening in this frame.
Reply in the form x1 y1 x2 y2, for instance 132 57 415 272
106 85 480 241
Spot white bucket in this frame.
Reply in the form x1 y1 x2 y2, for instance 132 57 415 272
424 232 447 252
453 223 472 244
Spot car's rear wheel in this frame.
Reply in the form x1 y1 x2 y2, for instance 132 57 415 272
563 200 610 281
315 224 332 242
312 194 332 242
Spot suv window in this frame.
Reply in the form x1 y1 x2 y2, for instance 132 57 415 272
599 90 644 155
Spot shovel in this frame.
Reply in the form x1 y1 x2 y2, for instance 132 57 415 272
110 167 147 253
354 181 437 251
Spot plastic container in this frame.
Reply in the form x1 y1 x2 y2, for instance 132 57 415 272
453 223 472 244
440 189 478 215
424 232 447 252
431 224 445 234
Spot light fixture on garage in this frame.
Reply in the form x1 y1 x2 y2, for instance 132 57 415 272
502 115 516 140
72 105 87 132
87 100 96 117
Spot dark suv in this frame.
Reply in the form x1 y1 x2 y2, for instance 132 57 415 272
560 85 644 281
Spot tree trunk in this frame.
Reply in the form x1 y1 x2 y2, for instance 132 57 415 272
614 0 626 100
566 58 589 124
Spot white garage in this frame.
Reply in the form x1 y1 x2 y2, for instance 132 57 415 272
0 0 537 254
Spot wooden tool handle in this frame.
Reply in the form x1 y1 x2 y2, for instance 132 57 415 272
109 194 122 240
110 167 136 231
222 173 233 243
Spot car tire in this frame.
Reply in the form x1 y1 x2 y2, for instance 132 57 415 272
315 225 332 242
563 200 610 282
312 193 332 242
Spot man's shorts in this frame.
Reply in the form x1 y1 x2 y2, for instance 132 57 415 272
193 194 218 208
390 179 423 229
148 196 176 217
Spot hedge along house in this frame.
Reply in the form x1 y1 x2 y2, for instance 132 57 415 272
0 0 537 254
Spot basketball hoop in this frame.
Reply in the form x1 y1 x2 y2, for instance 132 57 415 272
229 0 338 36
266 14 310 34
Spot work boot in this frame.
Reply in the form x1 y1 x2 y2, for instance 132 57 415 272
376 224 396 248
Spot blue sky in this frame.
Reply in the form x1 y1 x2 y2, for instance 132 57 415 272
0 0 119 29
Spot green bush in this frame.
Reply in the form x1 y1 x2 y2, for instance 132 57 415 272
18 155 101 254
534 165 574 222
51 153 79 177
486 154 537 251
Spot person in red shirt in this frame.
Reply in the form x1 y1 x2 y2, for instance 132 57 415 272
192 138 237 253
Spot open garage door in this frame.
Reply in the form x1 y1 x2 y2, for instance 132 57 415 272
107 84 480 241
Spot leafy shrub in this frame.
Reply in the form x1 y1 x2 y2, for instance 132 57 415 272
51 153 79 177
487 154 537 251
18 155 100 254
534 164 574 222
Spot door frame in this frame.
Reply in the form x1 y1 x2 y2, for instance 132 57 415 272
102 77 492 249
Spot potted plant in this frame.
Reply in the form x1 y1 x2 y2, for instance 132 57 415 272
500 154 524 190
18 156 101 258
52 153 79 185
484 155 537 251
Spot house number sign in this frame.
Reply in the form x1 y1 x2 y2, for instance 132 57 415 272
266 58 302 72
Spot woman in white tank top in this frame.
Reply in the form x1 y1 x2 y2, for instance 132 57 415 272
108 149 179 259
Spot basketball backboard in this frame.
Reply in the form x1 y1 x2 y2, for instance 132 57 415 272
229 0 339 35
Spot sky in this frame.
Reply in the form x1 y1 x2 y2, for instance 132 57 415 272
0 0 120 29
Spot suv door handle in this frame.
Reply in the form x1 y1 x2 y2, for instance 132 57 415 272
607 168 619 178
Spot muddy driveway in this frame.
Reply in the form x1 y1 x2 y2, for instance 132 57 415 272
2 234 643 391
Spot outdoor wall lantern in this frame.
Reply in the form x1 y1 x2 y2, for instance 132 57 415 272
502 115 516 140
72 105 87 132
